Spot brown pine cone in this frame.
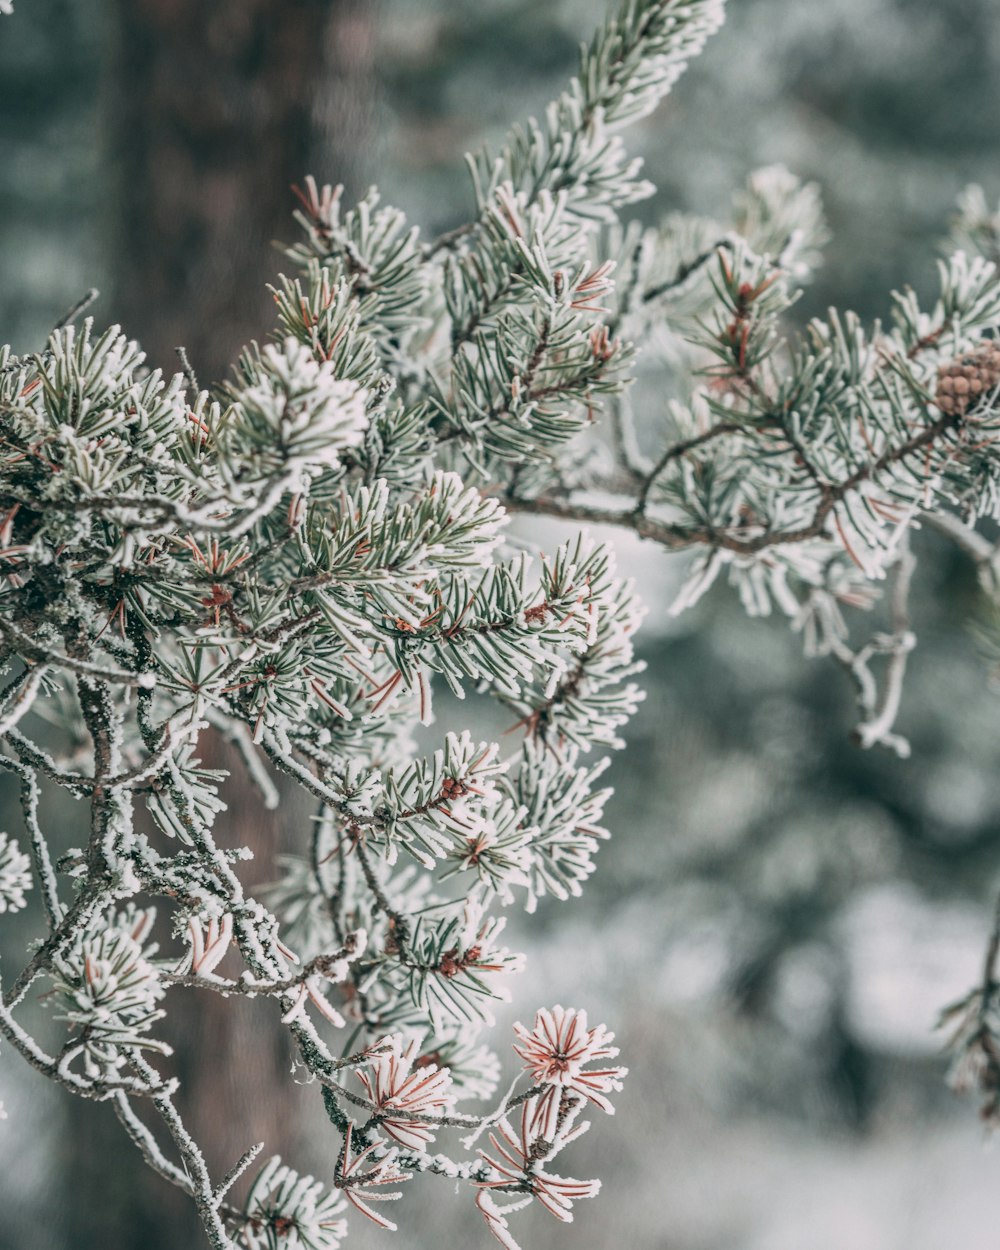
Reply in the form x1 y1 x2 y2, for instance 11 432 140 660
935 341 1000 415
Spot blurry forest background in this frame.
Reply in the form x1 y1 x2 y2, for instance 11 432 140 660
3 2 1000 1248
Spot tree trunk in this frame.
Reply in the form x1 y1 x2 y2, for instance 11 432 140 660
60 5 379 1247
107 0 379 383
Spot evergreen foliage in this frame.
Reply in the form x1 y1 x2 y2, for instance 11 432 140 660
2 0 1000 1245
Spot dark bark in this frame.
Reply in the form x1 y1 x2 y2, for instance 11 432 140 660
107 0 379 383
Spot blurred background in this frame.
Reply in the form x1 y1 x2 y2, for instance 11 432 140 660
3 1 1000 1247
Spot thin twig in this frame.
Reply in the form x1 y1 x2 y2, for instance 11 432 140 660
52 288 100 333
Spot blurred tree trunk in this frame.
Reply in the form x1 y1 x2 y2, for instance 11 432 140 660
60 4 379 1247
106 0 379 382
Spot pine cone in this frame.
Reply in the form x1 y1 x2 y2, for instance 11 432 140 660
935 342 1000 415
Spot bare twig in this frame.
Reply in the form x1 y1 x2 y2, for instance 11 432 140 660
827 536 917 757
52 288 100 333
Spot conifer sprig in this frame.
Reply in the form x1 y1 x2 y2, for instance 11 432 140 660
8 0 1000 1243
